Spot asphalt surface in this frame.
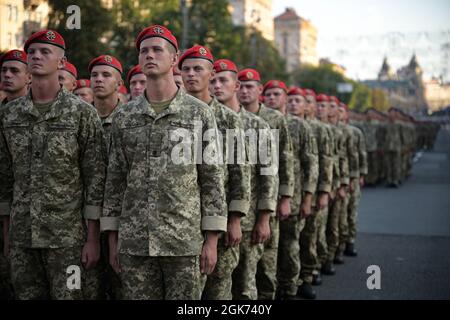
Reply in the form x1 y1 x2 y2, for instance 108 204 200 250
315 127 450 300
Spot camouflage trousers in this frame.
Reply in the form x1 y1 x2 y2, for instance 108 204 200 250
347 181 362 243
256 216 279 300
82 234 122 300
299 208 320 284
119 254 203 300
327 195 346 261
366 152 378 185
276 215 305 296
10 246 84 300
203 236 240 300
232 231 264 300
385 151 402 185
0 224 14 300
337 190 352 256
316 206 329 267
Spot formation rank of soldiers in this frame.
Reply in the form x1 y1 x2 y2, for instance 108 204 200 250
0 26 440 300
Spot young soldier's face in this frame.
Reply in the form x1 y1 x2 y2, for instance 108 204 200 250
130 73 146 99
338 107 348 122
210 71 239 104
238 81 262 106
317 101 329 120
139 37 178 78
27 43 65 76
74 87 94 104
305 94 316 117
287 94 304 117
1 60 30 94
90 65 122 99
58 69 76 92
328 101 338 118
264 87 286 110
181 58 213 94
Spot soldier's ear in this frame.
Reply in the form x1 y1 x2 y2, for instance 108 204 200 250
235 80 241 92
58 56 67 70
171 51 179 67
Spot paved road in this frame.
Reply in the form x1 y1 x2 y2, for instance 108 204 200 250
315 127 450 300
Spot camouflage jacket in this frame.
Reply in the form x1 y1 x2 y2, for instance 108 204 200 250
256 104 294 197
97 100 124 154
340 123 359 180
307 118 334 194
210 98 250 216
350 125 368 176
328 124 343 190
101 89 227 256
385 120 402 152
287 115 318 215
0 88 106 248
238 107 277 231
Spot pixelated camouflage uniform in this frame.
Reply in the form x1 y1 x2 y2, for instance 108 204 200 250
277 115 318 296
300 117 333 284
0 88 106 299
203 98 250 300
254 104 294 300
232 106 277 300
101 89 227 300
384 120 402 186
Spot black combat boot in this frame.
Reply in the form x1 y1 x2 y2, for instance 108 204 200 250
344 242 358 257
333 253 345 264
312 273 322 286
321 260 336 275
297 283 316 300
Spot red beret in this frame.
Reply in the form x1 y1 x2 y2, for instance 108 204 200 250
24 30 65 52
75 79 91 90
178 45 214 69
339 102 349 111
263 80 288 94
238 68 261 82
330 96 340 104
62 61 78 79
316 94 330 102
213 59 238 73
0 50 27 67
88 55 123 74
304 89 316 98
287 87 305 97
127 65 143 83
136 25 178 51
119 85 128 95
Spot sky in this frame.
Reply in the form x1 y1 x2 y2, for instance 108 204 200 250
272 0 450 80
273 0 450 36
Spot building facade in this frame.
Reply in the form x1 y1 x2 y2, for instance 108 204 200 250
274 7 318 72
0 0 49 52
228 0 274 41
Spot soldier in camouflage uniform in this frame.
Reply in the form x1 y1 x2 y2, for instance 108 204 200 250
283 87 319 300
0 30 106 299
0 49 30 300
337 104 367 258
233 68 278 300
362 109 379 186
58 61 77 92
255 79 294 300
210 67 278 300
314 94 337 276
101 25 227 300
127 65 146 101
179 50 250 300
385 108 403 187
88 54 126 300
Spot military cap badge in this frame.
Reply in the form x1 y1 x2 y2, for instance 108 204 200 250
247 71 254 79
46 31 56 41
104 55 113 63
153 26 164 35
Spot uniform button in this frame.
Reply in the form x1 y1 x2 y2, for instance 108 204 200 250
149 204 156 210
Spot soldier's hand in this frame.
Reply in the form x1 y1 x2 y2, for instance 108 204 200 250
300 193 313 219
200 232 219 275
252 212 271 244
317 193 329 209
225 214 242 247
338 187 347 199
108 231 121 274
82 239 100 271
277 196 291 221
360 176 365 187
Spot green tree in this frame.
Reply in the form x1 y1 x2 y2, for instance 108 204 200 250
371 88 390 112
47 0 114 78
348 83 372 111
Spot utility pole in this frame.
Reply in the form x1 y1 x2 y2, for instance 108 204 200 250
180 0 189 51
